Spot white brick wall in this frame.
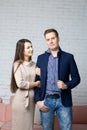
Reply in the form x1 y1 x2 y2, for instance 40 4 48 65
0 0 87 104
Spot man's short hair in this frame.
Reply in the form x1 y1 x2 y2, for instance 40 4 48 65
44 28 59 37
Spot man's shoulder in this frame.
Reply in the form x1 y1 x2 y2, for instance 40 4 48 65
38 51 48 57
61 50 73 57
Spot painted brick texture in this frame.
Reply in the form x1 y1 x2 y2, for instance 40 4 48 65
0 0 87 105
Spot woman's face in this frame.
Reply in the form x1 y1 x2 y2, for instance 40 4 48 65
23 42 33 61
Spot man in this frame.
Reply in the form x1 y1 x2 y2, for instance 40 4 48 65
34 28 80 130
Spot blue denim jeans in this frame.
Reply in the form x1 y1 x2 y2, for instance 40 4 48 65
40 97 72 130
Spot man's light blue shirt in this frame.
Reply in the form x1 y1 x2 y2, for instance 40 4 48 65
46 49 61 95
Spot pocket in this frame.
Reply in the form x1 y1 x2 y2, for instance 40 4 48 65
44 98 50 108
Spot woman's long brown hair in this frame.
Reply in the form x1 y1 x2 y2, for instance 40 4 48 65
10 39 32 93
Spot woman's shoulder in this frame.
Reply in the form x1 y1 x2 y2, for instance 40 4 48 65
32 61 36 64
13 60 22 72
31 61 36 67
14 60 21 66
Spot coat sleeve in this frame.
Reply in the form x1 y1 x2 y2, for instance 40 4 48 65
14 63 30 90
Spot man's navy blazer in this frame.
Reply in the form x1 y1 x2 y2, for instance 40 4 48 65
34 48 80 107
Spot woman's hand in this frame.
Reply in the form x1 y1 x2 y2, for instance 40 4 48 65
29 81 40 89
35 67 41 76
36 81 40 88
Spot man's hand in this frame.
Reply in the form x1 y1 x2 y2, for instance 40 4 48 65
37 101 49 112
57 80 67 90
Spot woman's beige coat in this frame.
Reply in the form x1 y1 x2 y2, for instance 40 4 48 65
12 61 36 130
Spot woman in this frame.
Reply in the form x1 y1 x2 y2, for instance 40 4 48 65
10 39 40 130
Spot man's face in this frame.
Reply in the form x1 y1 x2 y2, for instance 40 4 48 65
45 32 59 51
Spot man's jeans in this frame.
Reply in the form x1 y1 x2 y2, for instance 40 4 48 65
40 97 72 130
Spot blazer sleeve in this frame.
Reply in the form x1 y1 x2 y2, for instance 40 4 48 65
66 55 81 89
34 56 42 102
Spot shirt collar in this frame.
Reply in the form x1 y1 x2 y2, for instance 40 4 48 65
46 48 51 54
46 48 60 56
